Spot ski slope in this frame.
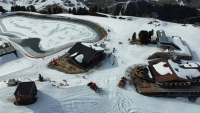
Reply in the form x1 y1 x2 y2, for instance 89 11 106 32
0 13 200 113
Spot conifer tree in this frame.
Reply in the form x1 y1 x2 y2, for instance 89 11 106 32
68 8 72 13
132 32 136 42
30 5 36 12
98 7 102 13
183 18 188 25
136 9 142 17
94 5 98 12
72 7 76 15
172 19 177 23
129 9 134 16
48 7 52 14
53 8 56 14
59 7 63 13
113 7 119 16
104 7 108 14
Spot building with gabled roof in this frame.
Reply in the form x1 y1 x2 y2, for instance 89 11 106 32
48 42 106 74
0 39 17 57
65 42 105 68
14 81 37 105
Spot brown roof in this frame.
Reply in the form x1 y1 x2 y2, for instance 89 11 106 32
148 59 192 82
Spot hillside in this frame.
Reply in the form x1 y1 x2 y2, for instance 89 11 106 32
0 12 200 113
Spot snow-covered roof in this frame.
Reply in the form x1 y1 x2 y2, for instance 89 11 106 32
180 62 198 68
153 62 172 75
168 36 192 56
70 52 78 57
82 43 104 51
168 60 200 79
146 66 153 78
0 40 8 46
75 54 84 63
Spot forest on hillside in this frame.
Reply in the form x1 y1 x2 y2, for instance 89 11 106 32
121 1 200 24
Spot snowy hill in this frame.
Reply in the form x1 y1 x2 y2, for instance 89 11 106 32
0 0 87 11
0 12 200 113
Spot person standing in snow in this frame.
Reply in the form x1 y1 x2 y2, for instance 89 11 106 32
129 80 132 85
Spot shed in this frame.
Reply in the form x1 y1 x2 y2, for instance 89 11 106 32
8 79 17 86
14 81 37 105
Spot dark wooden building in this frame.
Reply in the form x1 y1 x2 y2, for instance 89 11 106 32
14 81 37 105
65 42 105 69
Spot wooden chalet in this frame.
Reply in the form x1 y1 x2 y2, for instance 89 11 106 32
65 42 105 69
14 81 37 105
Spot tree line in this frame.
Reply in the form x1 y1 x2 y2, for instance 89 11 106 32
132 29 154 45
67 6 108 17
120 1 199 24
11 5 36 12
0 6 7 13
40 7 63 14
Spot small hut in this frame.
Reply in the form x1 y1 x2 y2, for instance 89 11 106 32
14 81 37 105
8 79 17 86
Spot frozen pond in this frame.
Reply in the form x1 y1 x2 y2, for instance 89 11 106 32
0 15 104 57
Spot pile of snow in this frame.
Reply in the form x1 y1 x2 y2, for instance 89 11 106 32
153 62 172 75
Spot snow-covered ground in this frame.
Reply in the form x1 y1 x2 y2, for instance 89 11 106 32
0 13 200 113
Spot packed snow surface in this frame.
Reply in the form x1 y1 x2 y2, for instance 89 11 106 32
0 15 100 51
153 62 172 75
0 13 200 113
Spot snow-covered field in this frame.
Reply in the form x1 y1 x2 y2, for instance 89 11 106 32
0 13 200 113
0 15 101 51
